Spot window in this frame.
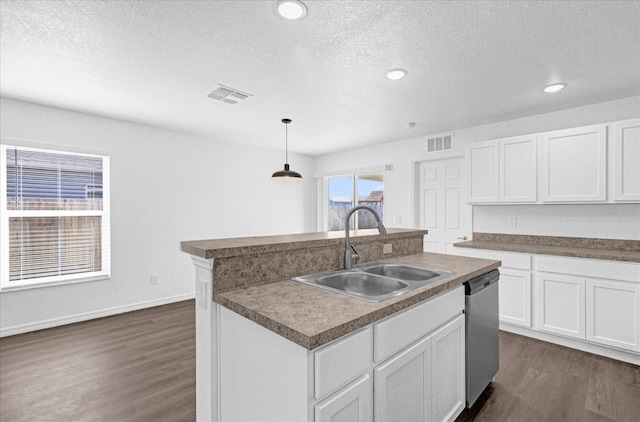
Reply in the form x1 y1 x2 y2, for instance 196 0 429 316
326 172 384 231
1 144 110 289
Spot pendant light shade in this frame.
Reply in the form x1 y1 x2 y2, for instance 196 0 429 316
272 118 302 180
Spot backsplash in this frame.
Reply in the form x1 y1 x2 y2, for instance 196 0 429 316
473 204 640 240
211 234 424 292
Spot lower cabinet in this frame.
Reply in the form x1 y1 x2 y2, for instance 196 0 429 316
454 247 640 363
430 315 466 422
536 272 586 339
218 286 467 422
453 247 532 328
586 278 640 351
499 268 532 327
374 333 431 421
374 314 465 422
315 374 373 422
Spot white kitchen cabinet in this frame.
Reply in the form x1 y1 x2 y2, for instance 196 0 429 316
586 278 640 352
374 314 465 422
536 272 586 339
454 247 533 327
374 334 431 422
467 140 499 203
499 135 537 202
499 268 532 327
542 124 607 202
215 286 466 422
315 374 373 422
467 136 537 204
431 314 466 422
612 118 640 202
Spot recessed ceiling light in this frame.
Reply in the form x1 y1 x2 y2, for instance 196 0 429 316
274 0 307 20
385 69 407 80
543 83 567 93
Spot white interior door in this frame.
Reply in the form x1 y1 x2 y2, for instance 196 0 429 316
419 157 468 253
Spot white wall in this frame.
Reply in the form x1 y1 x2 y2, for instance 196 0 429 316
473 204 640 240
0 98 314 335
314 96 640 237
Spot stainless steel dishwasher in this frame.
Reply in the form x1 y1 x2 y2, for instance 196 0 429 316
465 269 499 408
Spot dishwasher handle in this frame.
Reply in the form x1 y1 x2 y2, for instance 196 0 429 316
465 269 499 295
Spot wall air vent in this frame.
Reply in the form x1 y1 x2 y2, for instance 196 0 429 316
427 133 453 153
206 85 252 104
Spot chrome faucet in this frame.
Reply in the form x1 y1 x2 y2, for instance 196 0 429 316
344 205 387 270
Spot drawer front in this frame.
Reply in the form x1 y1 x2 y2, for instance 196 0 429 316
374 285 464 363
315 326 373 400
454 247 532 270
537 256 640 283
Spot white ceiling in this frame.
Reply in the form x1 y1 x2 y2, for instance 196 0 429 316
1 0 639 156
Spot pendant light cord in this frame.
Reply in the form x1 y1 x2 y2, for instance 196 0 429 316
285 121 289 163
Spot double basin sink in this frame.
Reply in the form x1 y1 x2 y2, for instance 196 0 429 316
293 262 453 302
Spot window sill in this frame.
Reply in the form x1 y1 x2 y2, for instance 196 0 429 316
0 274 111 292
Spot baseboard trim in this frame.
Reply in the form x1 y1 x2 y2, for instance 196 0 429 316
0 293 195 338
500 323 640 366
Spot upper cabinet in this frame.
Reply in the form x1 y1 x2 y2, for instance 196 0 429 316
466 119 639 205
613 118 640 202
468 141 499 203
467 135 537 203
541 125 607 202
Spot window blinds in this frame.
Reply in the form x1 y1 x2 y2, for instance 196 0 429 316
1 145 110 288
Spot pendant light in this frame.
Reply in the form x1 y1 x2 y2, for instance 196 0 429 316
272 118 302 180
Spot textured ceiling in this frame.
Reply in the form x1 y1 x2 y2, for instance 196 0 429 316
1 0 639 156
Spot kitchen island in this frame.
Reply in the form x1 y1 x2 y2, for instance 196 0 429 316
181 229 501 421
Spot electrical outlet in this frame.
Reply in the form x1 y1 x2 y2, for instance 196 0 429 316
150 274 159 284
383 243 393 254
393 216 402 224
507 217 517 229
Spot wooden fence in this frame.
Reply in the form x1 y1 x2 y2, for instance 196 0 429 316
328 203 384 231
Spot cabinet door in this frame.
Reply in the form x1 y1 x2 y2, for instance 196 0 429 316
613 118 640 201
536 273 586 339
431 314 465 422
468 141 499 203
499 268 532 327
374 335 431 422
315 374 373 422
499 136 538 202
542 125 607 202
586 279 640 352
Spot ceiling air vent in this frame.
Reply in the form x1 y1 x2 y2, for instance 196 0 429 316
206 85 252 104
427 133 453 153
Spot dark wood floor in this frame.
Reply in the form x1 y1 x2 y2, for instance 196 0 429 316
0 300 195 422
2 300 639 422
457 331 640 422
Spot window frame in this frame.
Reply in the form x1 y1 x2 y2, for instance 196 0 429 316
322 170 385 232
0 142 111 291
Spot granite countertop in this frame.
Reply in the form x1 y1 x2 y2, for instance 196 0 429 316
181 228 427 259
454 233 640 263
214 252 500 350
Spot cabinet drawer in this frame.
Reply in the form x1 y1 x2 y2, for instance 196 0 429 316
374 286 464 362
538 256 640 283
315 326 373 399
455 247 531 270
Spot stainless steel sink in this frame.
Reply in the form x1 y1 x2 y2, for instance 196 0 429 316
317 272 409 297
292 262 453 302
359 263 445 282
